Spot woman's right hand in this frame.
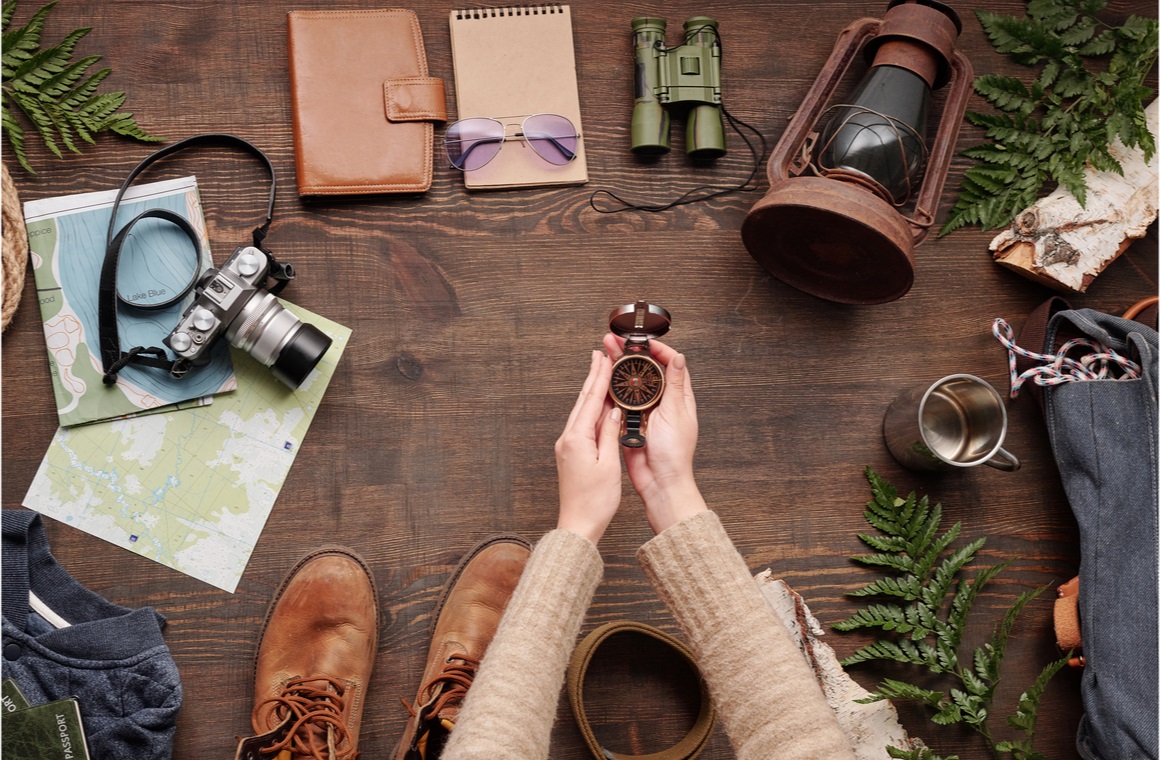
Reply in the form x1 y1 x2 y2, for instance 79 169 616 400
603 333 707 534
555 349 623 545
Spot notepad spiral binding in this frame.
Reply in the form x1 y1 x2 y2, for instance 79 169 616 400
453 5 564 20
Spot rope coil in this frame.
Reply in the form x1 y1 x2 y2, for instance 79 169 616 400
993 316 1142 398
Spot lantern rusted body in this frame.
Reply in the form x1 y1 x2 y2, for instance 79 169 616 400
741 0 973 305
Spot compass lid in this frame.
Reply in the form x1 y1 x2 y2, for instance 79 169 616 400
608 301 671 340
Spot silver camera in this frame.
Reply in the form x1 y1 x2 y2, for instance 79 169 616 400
164 246 332 388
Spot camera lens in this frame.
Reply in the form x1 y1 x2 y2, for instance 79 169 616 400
226 291 332 389
271 323 332 388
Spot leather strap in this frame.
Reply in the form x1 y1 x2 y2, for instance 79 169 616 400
383 76 447 122
99 134 284 385
566 621 716 760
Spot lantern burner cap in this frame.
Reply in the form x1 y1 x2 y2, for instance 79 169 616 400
869 0 963 89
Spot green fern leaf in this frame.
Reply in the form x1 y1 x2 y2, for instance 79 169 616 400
1 100 31 171
930 701 963 725
1059 17 1097 45
1078 28 1117 55
11 26 88 89
976 75 1036 113
38 54 97 98
1007 656 1070 737
888 747 959 760
2 1 162 173
835 471 1070 758
858 678 945 708
849 575 922 600
943 0 1156 235
946 562 1009 653
1 1 54 66
858 533 910 553
833 603 911 633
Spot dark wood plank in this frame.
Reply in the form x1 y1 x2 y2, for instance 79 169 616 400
3 1 1156 758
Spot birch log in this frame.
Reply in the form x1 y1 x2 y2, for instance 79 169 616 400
990 98 1159 293
755 571 923 759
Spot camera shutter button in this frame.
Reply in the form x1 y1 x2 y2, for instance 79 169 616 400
192 308 216 331
237 249 262 277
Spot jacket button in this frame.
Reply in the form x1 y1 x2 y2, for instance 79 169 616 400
3 643 21 661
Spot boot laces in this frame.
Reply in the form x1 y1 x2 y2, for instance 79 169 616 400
253 675 357 760
402 653 480 723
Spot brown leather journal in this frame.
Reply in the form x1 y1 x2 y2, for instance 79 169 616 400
287 9 447 196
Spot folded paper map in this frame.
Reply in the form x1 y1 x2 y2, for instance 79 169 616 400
24 176 235 428
23 303 349 593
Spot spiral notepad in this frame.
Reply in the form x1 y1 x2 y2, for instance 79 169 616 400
448 5 588 189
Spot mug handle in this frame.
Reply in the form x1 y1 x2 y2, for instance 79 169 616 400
985 447 1021 472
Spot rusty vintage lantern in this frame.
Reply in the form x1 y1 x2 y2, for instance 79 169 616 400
741 0 972 304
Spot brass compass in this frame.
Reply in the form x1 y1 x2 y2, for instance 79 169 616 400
607 301 671 448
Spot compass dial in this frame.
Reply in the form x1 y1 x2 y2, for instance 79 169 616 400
609 355 664 410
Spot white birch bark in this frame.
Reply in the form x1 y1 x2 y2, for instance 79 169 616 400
990 98 1159 293
755 572 923 759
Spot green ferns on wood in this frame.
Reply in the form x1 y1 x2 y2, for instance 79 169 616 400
2 1 161 173
940 0 1158 235
835 469 1069 760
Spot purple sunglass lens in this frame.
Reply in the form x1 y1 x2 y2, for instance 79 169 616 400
446 118 505 170
522 114 579 166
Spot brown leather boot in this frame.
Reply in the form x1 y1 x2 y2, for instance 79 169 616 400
394 534 532 760
236 547 378 760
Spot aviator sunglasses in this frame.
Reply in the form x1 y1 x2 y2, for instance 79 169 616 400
445 114 581 171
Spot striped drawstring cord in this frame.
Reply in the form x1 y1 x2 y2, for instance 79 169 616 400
993 317 1143 398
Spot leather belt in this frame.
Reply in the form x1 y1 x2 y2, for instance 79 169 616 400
566 621 716 760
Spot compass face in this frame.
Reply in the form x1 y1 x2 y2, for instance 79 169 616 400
610 355 664 410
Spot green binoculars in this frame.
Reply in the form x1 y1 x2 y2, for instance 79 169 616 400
631 16 725 160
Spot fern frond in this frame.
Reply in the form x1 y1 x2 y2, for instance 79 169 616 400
835 471 1068 758
946 561 1009 652
1 1 162 173
940 0 1156 235
888 747 959 760
856 678 944 708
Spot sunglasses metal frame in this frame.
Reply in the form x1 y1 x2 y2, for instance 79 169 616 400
444 113 582 171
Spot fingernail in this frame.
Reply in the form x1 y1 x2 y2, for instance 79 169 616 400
610 407 622 421
674 353 686 369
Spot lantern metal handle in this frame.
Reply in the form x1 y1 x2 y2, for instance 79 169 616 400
767 17 973 246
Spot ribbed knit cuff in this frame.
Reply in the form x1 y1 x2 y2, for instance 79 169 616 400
496 529 603 647
440 529 603 760
638 510 757 624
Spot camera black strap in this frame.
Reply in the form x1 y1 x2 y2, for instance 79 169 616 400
99 134 290 385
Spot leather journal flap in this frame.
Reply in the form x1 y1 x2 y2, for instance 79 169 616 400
384 77 447 123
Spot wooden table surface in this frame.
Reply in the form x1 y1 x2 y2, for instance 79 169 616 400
2 1 1156 758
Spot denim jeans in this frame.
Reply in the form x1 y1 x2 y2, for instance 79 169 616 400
1041 309 1158 760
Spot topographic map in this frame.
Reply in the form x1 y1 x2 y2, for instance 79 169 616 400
23 176 235 428
23 301 350 593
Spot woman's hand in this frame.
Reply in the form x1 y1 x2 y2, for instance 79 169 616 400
603 333 707 534
555 350 624 544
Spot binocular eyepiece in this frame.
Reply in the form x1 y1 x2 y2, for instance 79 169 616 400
631 16 725 160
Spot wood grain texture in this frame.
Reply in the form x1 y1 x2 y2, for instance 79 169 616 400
2 1 1156 758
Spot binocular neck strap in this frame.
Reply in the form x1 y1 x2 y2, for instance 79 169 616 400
98 134 279 386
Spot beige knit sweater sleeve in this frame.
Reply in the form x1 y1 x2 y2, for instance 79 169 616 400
440 528 603 760
637 510 856 760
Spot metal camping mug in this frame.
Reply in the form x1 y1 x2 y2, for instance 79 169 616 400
883 374 1021 472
